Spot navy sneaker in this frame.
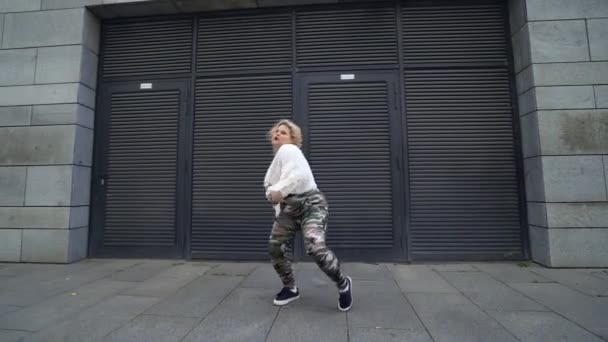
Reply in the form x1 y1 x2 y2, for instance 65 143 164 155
338 276 353 311
273 287 300 306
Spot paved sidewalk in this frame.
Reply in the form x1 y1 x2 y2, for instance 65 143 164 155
0 260 607 342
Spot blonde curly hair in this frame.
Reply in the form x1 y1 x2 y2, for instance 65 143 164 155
268 119 303 148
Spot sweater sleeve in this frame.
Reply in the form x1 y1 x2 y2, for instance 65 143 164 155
267 144 307 197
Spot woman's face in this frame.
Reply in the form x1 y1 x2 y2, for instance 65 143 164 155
272 124 293 149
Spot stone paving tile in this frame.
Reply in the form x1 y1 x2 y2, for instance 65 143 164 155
108 260 176 282
0 261 98 291
428 264 479 272
389 265 458 293
586 269 608 282
0 306 20 317
349 327 433 342
1 260 607 342
0 279 135 332
0 262 86 278
0 330 29 342
340 262 392 280
121 263 210 298
87 259 147 271
206 262 262 276
182 288 279 342
347 279 426 331
21 295 160 342
240 264 278 289
265 304 348 342
0 267 21 277
0 279 84 307
530 268 608 296
511 282 608 339
407 293 518 342
145 275 243 318
487 310 605 342
0 259 142 306
300 271 335 288
473 263 554 284
99 315 198 342
0 273 108 307
440 271 548 311
293 262 319 271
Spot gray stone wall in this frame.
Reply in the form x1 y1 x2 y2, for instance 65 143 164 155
510 0 608 266
0 0 99 262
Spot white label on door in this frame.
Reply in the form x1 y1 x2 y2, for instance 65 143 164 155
140 83 153 89
340 74 355 80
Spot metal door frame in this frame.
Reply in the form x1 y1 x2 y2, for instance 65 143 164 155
89 79 192 259
294 69 407 261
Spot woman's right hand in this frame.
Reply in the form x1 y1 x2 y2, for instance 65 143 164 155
267 191 283 204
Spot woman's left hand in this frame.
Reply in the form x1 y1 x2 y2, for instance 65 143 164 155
268 191 283 204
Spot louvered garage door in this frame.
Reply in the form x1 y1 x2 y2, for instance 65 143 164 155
197 12 291 73
191 75 291 259
90 81 189 258
298 72 403 261
296 6 398 67
403 1 524 259
102 19 193 78
191 12 292 259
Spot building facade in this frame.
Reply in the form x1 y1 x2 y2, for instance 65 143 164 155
0 0 606 267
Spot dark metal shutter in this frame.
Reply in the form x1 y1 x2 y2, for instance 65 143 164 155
296 6 398 67
402 1 507 65
403 1 523 259
197 13 292 73
192 75 291 259
104 90 180 248
102 19 193 77
306 81 396 259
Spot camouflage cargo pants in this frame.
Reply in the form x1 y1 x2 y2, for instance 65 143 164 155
268 190 347 289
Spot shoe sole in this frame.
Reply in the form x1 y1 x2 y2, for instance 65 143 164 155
338 276 353 312
273 294 300 306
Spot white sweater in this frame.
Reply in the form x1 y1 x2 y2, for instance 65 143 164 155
264 144 318 200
